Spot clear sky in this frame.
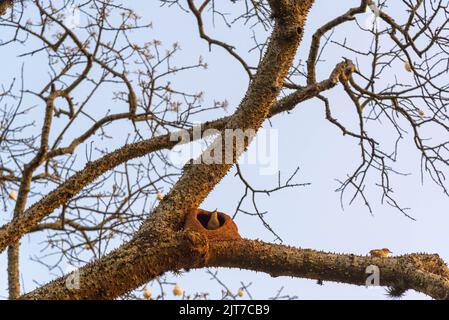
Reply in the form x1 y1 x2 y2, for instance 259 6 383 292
0 1 447 299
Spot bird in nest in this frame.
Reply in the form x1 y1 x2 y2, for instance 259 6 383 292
206 209 221 230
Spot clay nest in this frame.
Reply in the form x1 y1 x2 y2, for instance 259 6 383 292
184 209 242 241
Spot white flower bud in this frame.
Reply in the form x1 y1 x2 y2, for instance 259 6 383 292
404 60 412 72
8 191 17 201
173 284 183 297
143 288 152 300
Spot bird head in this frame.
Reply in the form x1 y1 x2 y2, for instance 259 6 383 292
206 209 221 230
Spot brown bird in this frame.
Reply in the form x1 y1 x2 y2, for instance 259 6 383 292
369 248 392 258
206 209 220 230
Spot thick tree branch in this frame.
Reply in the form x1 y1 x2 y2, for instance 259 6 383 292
22 235 449 299
21 232 209 299
207 240 449 300
19 0 315 299
3 0 448 301
0 32 357 254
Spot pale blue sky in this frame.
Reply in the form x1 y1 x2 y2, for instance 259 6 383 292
0 1 448 299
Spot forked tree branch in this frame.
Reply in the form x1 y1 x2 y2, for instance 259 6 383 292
21 234 449 299
0 35 352 253
18 0 315 299
7 0 448 301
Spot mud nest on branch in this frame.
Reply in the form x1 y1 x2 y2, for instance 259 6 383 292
184 209 242 241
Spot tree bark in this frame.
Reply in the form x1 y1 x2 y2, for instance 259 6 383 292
20 0 315 299
208 240 449 300
0 60 350 254
22 235 449 300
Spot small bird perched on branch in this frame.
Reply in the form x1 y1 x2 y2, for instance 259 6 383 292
206 209 220 230
369 248 392 258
